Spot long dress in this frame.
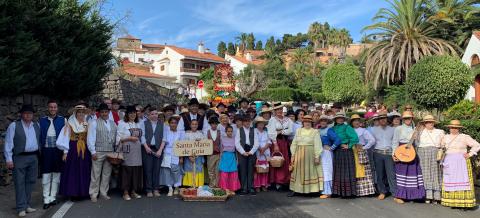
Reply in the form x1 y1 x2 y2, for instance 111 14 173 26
218 136 241 191
290 128 323 193
182 131 205 187
417 128 444 201
332 123 359 197
392 124 425 200
441 134 480 208
159 128 184 187
319 127 341 195
117 121 143 192
57 119 91 198
254 129 271 188
353 127 376 196
267 116 293 185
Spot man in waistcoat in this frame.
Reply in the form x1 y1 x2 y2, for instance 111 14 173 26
4 105 40 217
178 98 206 132
206 116 221 188
87 103 117 202
141 107 165 197
235 115 259 195
39 100 65 209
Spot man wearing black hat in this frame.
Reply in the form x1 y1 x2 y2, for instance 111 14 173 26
235 115 259 195
237 98 250 116
216 102 226 115
38 100 65 209
178 98 206 132
87 103 117 202
4 105 40 217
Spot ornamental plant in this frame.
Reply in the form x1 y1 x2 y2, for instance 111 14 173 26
322 63 365 105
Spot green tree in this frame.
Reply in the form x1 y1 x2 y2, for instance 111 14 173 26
236 33 248 54
246 33 255 50
255 40 263 50
322 63 365 105
265 36 275 50
217 41 227 58
362 0 457 89
405 55 472 110
0 0 114 99
227 42 236 55
199 68 215 96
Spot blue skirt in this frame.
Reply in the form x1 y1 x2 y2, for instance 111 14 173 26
219 152 237 173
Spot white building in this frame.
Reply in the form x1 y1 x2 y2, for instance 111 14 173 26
225 49 266 74
461 31 480 103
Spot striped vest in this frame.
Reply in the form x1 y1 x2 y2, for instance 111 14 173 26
95 119 117 152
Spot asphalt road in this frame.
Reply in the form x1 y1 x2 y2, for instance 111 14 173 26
40 191 479 218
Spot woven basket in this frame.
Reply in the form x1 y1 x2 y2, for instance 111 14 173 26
269 152 285 168
106 152 123 165
180 188 228 202
255 155 269 174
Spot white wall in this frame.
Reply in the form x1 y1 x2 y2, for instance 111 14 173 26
461 35 480 101
225 54 247 75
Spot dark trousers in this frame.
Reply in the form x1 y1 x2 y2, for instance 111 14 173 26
142 146 161 192
237 154 255 192
13 155 38 212
373 152 396 194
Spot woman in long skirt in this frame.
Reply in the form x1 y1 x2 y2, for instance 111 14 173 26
56 103 92 199
417 115 444 204
332 112 359 197
267 103 293 190
288 115 323 196
441 120 479 208
317 115 341 199
218 126 241 195
182 120 205 187
350 114 376 197
117 106 143 201
159 117 184 196
392 111 425 203
253 117 271 192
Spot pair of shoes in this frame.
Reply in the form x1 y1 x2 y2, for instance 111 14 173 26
18 211 26 217
131 193 141 199
153 190 161 197
255 188 260 193
425 200 431 204
100 195 111 200
123 194 131 201
319 195 330 199
50 200 58 206
238 190 248 196
377 194 386 200
26 208 36 213
287 192 296 197
167 188 173 197
146 192 154 198
90 197 97 203
173 189 179 195
261 187 268 192
394 198 405 204
43 204 51 210
249 189 257 196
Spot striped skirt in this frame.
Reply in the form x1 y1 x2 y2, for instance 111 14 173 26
333 148 357 197
417 147 441 200
395 157 425 200
441 158 476 208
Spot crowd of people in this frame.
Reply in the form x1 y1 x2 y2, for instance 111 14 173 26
4 97 480 217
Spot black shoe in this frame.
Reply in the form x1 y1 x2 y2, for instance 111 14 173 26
43 204 50 210
287 191 296 197
239 190 248 196
249 189 256 196
50 200 58 206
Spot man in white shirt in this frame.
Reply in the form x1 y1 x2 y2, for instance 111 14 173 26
235 115 259 195
178 98 206 132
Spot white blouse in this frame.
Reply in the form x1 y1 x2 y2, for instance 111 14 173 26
418 128 445 148
116 121 141 146
267 116 293 143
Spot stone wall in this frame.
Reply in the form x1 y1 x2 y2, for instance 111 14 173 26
0 73 177 132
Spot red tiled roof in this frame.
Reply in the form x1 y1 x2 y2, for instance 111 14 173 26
229 55 265 66
167 46 225 63
120 34 139 40
142 43 165 49
474 31 480 40
123 64 174 80
244 50 265 58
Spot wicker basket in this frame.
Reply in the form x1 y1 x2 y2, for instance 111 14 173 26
106 152 124 165
180 188 228 202
255 156 269 174
269 152 285 168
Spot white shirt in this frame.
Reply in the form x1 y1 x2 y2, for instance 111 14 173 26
140 120 159 145
47 117 56 137
4 121 39 162
234 127 259 155
178 113 207 132
87 118 113 154
267 116 293 143
418 128 444 148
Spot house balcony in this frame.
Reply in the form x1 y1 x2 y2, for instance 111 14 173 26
180 67 202 74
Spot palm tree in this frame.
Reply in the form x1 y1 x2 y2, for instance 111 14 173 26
362 0 458 89
291 47 312 66
235 33 249 55
263 46 284 63
308 22 322 49
337 28 353 59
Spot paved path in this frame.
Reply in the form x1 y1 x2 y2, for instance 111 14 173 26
39 191 479 218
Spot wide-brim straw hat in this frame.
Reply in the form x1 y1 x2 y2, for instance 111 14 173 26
420 114 438 123
446 120 464 128
254 116 269 125
303 115 313 122
388 111 401 118
272 102 284 110
401 111 414 119
333 112 347 120
260 107 272 114
373 111 388 120
68 104 90 115
350 114 362 121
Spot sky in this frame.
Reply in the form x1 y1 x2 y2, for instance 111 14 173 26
103 0 389 53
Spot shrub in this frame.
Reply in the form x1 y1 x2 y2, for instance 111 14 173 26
443 100 480 120
406 55 472 110
322 63 365 105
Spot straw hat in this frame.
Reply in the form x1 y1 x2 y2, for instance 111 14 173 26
253 116 269 125
401 111 414 119
420 114 437 123
373 111 388 120
272 102 284 110
388 111 401 118
303 115 313 122
260 107 272 114
333 112 347 120
68 103 90 115
446 120 464 128
350 114 362 121
319 115 331 121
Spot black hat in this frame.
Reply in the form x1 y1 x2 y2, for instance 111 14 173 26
208 116 220 124
286 110 296 117
97 103 109 112
112 99 121 105
332 102 342 109
162 105 176 113
241 115 252 121
199 103 209 110
227 105 237 113
247 107 257 113
216 102 226 108
238 98 249 104
126 105 136 114
188 98 200 106
19 104 35 113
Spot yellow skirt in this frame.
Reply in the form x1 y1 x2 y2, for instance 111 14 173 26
290 145 323 193
182 170 205 187
353 147 365 178
441 159 476 208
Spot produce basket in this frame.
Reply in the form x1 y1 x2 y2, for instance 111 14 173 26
269 152 285 168
180 188 229 202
